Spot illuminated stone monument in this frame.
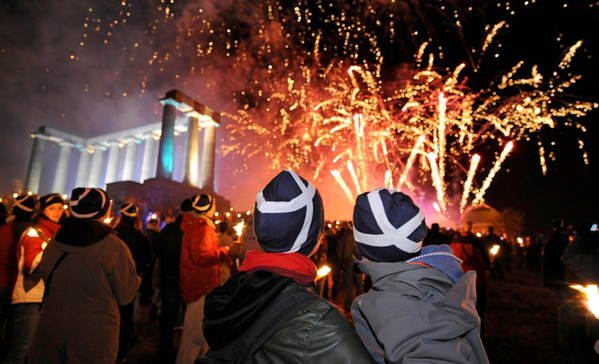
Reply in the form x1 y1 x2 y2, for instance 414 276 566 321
23 90 229 216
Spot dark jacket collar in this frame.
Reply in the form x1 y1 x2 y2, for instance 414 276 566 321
55 216 114 247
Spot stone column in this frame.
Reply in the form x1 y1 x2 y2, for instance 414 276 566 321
24 132 46 194
51 142 73 195
87 145 105 188
140 133 158 183
183 115 200 186
104 141 120 185
122 137 139 182
199 122 217 191
75 147 92 188
156 102 177 179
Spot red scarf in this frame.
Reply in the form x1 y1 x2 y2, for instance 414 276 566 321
239 250 317 286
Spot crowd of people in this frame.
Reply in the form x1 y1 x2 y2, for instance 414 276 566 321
0 170 596 363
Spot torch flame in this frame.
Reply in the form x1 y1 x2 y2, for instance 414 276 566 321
490 245 500 256
233 221 245 236
570 284 599 319
317 265 331 278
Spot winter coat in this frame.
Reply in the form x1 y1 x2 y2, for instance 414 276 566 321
179 214 229 303
451 233 490 286
27 217 140 364
352 259 489 364
115 223 152 275
12 217 60 304
203 270 377 364
155 216 184 280
542 232 569 289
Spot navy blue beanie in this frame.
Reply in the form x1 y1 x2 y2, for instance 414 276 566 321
40 193 65 212
254 170 324 256
190 194 214 214
353 188 427 262
119 203 139 217
13 194 36 215
70 188 111 219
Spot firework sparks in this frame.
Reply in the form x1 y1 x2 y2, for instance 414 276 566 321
73 1 597 218
460 154 481 213
472 141 514 206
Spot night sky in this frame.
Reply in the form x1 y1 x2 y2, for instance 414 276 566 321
0 0 597 236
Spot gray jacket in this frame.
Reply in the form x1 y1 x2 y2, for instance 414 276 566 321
352 260 489 364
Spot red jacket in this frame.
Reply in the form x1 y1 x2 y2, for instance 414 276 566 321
450 232 490 286
13 217 61 303
179 214 229 303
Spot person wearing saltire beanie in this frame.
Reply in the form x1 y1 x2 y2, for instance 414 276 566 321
201 170 376 364
176 194 245 364
27 188 140 364
4 193 64 363
351 188 489 364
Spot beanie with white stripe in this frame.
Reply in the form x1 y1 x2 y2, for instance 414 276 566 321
254 170 324 256
353 188 427 262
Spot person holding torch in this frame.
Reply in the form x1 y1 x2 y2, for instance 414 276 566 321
175 194 244 364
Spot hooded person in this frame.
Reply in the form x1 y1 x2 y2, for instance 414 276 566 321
201 170 376 364
27 188 140 364
175 194 244 364
351 188 489 364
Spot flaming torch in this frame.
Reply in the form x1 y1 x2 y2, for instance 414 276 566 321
489 245 501 261
316 266 331 281
570 284 599 354
570 284 599 319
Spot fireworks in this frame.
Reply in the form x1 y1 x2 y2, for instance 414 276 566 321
75 1 597 218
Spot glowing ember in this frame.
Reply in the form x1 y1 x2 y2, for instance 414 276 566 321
570 284 599 319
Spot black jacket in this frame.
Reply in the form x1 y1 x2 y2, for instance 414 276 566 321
203 270 376 364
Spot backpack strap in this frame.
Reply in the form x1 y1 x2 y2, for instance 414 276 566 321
201 287 318 364
39 252 69 310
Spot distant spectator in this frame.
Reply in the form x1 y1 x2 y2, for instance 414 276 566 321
216 221 234 286
543 219 574 348
337 224 363 312
142 215 162 307
483 226 509 281
451 220 491 332
155 199 192 363
423 222 450 246
114 203 151 363
323 225 340 299
543 219 571 289
527 235 543 273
